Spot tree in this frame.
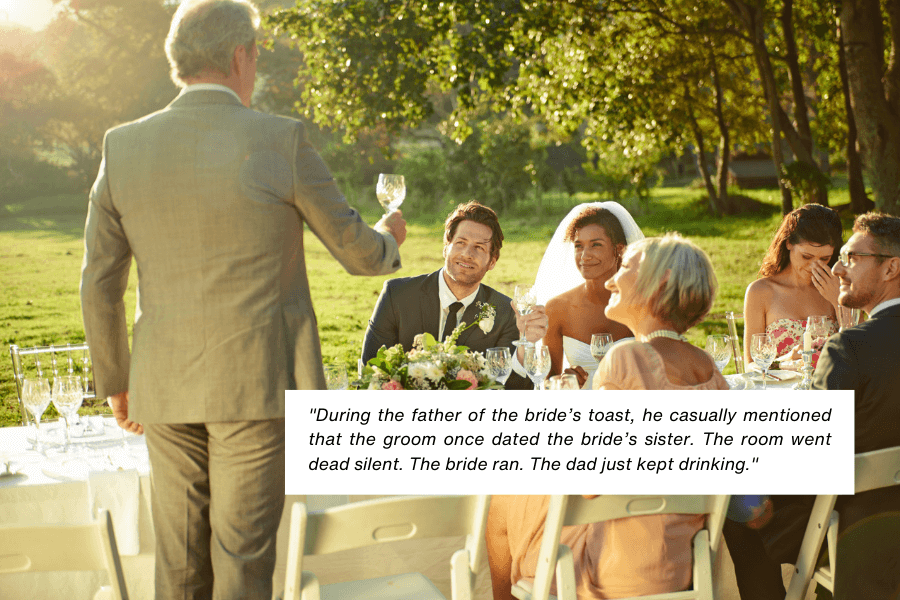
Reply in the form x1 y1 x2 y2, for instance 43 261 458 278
840 0 900 215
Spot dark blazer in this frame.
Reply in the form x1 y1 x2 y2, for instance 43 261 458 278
812 302 900 600
361 270 531 389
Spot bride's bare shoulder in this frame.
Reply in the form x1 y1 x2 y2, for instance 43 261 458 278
546 286 583 311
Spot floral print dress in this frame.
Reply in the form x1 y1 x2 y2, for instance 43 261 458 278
765 317 838 367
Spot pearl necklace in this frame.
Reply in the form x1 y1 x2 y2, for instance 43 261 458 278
640 329 688 343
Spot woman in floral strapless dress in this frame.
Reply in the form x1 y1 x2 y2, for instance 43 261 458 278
744 204 845 369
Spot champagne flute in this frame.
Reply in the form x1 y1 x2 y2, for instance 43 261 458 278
524 344 552 390
750 333 777 390
22 377 51 453
513 284 537 347
376 174 405 214
52 375 83 453
590 333 614 362
705 334 732 373
485 347 512 386
324 364 349 390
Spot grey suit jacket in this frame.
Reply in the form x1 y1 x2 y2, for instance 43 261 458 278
360 270 531 389
81 89 400 423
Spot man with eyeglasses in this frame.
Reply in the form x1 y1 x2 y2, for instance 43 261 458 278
811 212 900 600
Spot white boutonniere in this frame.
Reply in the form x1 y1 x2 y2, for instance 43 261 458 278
477 302 496 334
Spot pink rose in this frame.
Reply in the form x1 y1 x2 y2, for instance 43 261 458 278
456 369 478 390
381 379 403 390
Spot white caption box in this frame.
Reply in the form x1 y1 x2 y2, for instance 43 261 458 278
285 390 854 495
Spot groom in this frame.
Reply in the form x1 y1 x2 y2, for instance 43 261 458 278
361 201 547 389
80 1 404 598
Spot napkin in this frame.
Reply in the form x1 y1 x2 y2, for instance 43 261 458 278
88 468 140 555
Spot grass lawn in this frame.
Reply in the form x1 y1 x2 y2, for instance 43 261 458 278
0 183 858 427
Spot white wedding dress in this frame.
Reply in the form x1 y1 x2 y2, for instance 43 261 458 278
563 335 636 389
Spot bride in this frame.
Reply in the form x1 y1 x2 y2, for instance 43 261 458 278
533 202 644 388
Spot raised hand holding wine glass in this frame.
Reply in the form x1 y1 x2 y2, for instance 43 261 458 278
376 174 405 214
513 284 537 348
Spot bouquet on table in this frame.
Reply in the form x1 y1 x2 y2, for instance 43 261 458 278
356 302 502 390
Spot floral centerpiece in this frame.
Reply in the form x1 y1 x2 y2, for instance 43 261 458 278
356 302 502 390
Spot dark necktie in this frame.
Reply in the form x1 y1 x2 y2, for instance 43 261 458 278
442 302 464 341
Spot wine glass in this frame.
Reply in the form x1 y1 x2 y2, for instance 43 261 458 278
52 375 83 452
806 315 830 352
485 347 512 386
512 284 537 347
524 344 552 390
590 333 614 362
548 374 580 390
376 174 405 214
705 334 732 373
750 333 777 390
324 364 349 390
22 377 51 453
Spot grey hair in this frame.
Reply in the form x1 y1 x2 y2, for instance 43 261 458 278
165 0 260 87
625 233 718 333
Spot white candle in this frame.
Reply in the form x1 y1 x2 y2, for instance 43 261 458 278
803 328 812 352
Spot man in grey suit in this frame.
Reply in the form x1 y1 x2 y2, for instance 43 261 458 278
361 201 547 389
812 212 900 600
80 1 405 598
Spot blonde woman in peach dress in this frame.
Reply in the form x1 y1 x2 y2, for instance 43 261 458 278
486 235 722 600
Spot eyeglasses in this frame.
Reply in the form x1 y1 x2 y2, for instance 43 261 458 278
838 249 895 267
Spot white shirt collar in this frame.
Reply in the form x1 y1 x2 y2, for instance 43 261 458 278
868 296 900 317
179 83 242 103
438 268 480 310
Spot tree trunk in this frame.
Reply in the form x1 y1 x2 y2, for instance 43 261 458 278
685 87 722 216
836 8 874 212
711 52 731 206
842 0 900 215
781 0 813 154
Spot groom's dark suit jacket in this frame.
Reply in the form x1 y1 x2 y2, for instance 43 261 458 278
361 270 530 389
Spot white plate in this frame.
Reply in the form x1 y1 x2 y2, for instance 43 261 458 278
747 369 800 382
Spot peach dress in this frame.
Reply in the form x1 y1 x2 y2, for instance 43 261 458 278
506 342 722 599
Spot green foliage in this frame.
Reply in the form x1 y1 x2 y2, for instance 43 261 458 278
781 161 831 206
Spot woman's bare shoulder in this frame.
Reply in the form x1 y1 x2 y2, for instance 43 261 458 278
546 286 583 312
745 276 776 302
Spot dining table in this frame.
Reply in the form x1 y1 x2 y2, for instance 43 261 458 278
0 417 493 600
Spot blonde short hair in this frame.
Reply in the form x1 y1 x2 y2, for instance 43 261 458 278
626 233 717 333
165 0 260 87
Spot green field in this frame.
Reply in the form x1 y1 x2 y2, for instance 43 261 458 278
0 184 857 426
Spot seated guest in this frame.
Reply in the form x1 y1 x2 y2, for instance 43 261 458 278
743 204 844 368
726 213 900 600
361 201 548 389
486 236 721 600
594 233 727 392
534 202 644 388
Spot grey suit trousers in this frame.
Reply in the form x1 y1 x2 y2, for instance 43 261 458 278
145 420 285 600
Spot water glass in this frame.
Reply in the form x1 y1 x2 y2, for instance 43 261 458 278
486 347 512 386
705 334 732 372
524 344 552 390
22 377 51 452
590 333 614 362
52 375 83 451
324 364 349 390
750 333 777 390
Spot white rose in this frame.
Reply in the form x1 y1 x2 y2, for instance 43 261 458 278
478 314 495 334
424 361 444 382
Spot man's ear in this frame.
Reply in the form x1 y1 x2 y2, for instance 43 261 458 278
442 244 449 260
882 256 900 282
487 256 497 271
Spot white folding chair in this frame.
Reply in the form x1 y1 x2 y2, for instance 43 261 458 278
9 342 96 424
284 495 490 600
0 508 129 600
785 445 900 600
512 494 730 600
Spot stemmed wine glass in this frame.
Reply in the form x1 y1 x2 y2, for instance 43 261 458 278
485 347 512 386
590 333 614 362
513 284 537 347
524 344 552 390
376 174 405 214
22 377 51 453
750 333 777 390
324 364 349 390
705 334 732 373
52 375 83 453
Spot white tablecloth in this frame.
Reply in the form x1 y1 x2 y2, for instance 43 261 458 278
0 418 492 600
